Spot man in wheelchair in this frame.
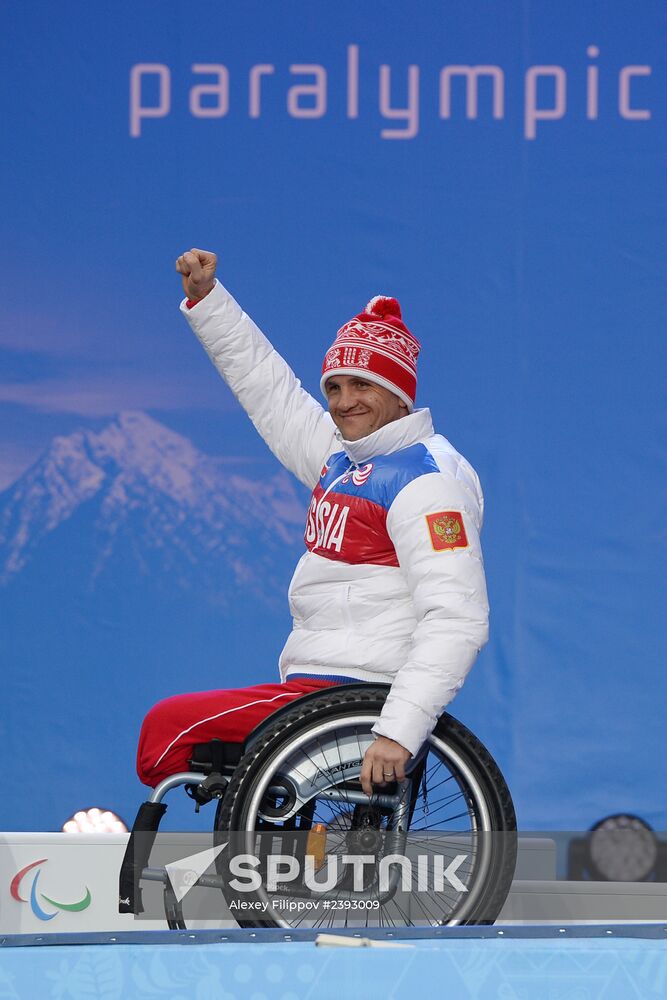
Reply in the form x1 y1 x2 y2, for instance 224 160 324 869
120 250 507 927
138 248 489 793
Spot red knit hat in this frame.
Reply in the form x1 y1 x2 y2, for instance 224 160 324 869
320 296 420 411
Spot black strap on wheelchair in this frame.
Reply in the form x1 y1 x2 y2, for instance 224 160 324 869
185 740 243 810
118 800 167 914
188 738 243 774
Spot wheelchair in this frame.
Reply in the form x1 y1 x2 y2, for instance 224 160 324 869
119 684 516 929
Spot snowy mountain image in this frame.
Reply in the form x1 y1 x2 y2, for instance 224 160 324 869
0 411 305 605
0 413 309 831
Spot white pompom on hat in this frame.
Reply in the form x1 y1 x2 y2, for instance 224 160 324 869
320 296 421 410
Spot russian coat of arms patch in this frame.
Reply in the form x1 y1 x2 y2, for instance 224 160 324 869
426 511 469 551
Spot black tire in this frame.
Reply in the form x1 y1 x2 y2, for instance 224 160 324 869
215 685 516 929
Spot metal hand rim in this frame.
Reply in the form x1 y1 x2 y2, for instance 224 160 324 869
240 714 493 927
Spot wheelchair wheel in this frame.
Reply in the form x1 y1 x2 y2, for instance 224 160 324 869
214 685 516 929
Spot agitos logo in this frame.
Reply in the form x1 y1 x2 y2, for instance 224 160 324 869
10 859 92 921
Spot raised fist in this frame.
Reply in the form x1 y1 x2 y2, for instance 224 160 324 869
175 248 217 302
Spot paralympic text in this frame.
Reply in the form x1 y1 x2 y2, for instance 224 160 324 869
129 45 653 140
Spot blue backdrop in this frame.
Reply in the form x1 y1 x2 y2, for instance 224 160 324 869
0 1 664 832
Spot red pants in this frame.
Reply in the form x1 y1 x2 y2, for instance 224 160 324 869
137 677 338 787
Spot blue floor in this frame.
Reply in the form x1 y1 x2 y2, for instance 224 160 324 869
1 928 667 999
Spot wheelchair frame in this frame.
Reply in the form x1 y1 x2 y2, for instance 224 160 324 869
119 684 516 929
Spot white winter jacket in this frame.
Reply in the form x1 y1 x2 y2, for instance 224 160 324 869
182 280 489 755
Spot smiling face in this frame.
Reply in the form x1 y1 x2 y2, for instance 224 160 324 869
324 375 408 441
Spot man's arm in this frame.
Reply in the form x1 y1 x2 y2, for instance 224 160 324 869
176 249 337 488
372 472 490 756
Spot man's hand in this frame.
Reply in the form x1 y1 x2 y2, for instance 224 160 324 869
360 736 411 796
175 248 218 303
